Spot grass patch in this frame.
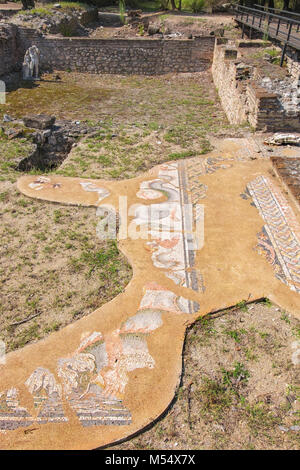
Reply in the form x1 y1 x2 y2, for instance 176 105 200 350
196 377 232 421
18 2 90 16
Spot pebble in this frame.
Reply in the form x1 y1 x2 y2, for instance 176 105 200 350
3 114 13 122
290 425 300 432
279 426 288 432
260 76 299 117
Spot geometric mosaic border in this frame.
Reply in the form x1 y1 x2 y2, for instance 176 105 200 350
246 175 300 294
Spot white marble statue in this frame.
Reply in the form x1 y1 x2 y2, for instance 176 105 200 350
22 45 40 80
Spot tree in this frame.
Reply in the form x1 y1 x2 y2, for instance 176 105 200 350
21 0 35 9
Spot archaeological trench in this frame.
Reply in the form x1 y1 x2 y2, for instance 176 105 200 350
0 6 299 451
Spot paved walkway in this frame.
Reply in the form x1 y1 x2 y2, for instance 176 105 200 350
0 139 299 449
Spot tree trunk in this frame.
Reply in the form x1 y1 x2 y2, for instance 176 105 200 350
170 0 176 9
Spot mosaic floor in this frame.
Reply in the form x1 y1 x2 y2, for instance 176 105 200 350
1 140 300 449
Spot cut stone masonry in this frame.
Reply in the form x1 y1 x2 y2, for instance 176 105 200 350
212 39 300 132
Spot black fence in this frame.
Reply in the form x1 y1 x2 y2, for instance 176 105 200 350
234 5 300 65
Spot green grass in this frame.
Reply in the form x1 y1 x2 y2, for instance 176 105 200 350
0 71 229 181
221 362 250 389
196 377 232 421
70 240 122 283
235 300 248 312
224 328 247 343
244 402 281 436
18 2 90 16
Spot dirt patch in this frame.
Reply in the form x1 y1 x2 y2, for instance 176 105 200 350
108 301 300 450
91 12 239 39
238 44 288 80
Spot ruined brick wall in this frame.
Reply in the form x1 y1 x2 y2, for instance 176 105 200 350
0 23 22 76
17 28 214 75
212 39 249 125
286 47 300 83
212 40 300 132
246 82 300 132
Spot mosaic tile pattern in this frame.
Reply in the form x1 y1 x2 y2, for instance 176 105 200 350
29 176 61 191
28 176 110 203
136 162 202 305
25 368 68 424
246 175 300 294
136 157 241 301
0 388 34 431
79 181 110 202
0 306 166 430
5 145 299 447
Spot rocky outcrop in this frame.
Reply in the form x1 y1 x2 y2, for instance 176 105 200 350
16 117 103 171
11 5 98 37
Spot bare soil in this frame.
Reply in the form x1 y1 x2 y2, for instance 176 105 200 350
92 12 239 40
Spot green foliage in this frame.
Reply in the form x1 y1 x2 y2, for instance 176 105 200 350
168 150 196 160
59 21 77 37
138 23 145 35
225 328 247 343
18 2 90 16
261 297 272 308
221 362 250 388
235 300 248 312
119 0 126 24
183 0 205 12
245 402 280 435
71 240 122 282
159 0 170 8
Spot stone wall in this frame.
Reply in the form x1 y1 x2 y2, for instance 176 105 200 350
286 47 300 83
0 23 21 76
246 82 299 131
212 39 300 132
212 39 249 125
16 28 214 75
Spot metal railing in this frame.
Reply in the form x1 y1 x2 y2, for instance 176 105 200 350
253 4 300 21
234 5 300 65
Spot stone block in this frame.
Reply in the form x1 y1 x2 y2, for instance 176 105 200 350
23 114 56 130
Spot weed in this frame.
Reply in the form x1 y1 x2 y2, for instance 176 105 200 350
281 312 291 324
221 362 250 389
244 402 280 436
261 298 272 308
196 377 232 420
225 328 247 343
235 300 248 312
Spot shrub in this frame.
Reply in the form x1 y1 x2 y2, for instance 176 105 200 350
183 0 205 13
